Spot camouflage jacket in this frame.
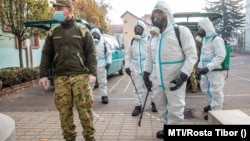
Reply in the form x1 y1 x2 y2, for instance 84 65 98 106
39 19 97 77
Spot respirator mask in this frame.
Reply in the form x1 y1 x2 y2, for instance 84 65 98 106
92 32 100 43
195 27 206 43
134 26 143 36
151 9 168 33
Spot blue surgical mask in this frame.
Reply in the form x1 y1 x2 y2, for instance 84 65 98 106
54 11 66 22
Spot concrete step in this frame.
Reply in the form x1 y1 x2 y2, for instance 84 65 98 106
208 109 250 125
0 113 16 141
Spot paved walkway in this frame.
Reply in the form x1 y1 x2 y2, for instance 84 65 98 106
3 110 209 141
1 53 250 141
4 109 250 141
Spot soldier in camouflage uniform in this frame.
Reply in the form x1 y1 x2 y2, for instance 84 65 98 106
38 0 97 141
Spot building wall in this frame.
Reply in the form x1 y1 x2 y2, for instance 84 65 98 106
122 13 151 49
0 29 44 69
109 25 123 46
141 14 151 25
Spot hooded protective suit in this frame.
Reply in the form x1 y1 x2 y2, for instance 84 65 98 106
91 28 112 98
144 1 197 124
125 20 148 107
198 17 226 110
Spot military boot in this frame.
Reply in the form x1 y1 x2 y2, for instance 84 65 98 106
132 106 141 116
151 102 158 112
65 136 76 141
85 137 96 141
192 87 198 93
64 132 76 141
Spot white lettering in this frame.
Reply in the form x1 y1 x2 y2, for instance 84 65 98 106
215 129 238 136
175 129 180 136
168 129 176 136
186 129 193 136
167 129 213 136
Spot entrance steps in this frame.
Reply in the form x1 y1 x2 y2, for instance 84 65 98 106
208 109 250 124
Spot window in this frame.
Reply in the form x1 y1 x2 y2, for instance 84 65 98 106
15 36 40 49
30 36 39 48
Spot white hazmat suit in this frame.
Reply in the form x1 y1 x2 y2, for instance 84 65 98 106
91 28 112 104
197 17 226 112
144 1 198 127
125 20 148 116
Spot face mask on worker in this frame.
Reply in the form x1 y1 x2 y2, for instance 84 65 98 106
195 28 206 43
150 31 158 37
92 32 100 43
54 11 66 22
151 10 168 33
134 26 143 35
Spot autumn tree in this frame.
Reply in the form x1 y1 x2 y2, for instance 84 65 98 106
0 0 53 68
96 0 110 33
73 0 110 32
204 0 245 41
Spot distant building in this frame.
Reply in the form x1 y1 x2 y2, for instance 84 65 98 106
109 11 151 49
120 11 151 48
109 24 123 46
140 14 152 25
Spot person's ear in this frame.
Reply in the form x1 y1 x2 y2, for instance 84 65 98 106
68 7 73 13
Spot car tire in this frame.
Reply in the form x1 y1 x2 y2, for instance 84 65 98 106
119 61 124 75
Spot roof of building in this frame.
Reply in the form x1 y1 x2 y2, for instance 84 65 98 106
120 11 151 26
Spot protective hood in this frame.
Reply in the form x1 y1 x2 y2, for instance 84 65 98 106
91 27 101 35
134 20 147 37
150 26 160 36
198 17 216 36
152 0 175 32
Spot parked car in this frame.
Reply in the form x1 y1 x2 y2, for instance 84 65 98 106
103 34 125 76
24 19 125 86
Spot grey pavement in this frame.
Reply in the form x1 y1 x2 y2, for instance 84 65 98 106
1 52 250 141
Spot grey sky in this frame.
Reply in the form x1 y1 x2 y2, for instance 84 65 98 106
107 0 207 24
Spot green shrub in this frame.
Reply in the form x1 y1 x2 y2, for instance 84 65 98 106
0 67 40 88
31 67 40 79
17 68 33 82
0 69 19 87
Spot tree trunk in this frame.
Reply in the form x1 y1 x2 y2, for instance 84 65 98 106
18 38 24 68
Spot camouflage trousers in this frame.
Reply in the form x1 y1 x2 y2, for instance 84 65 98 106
54 74 95 141
189 72 198 92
